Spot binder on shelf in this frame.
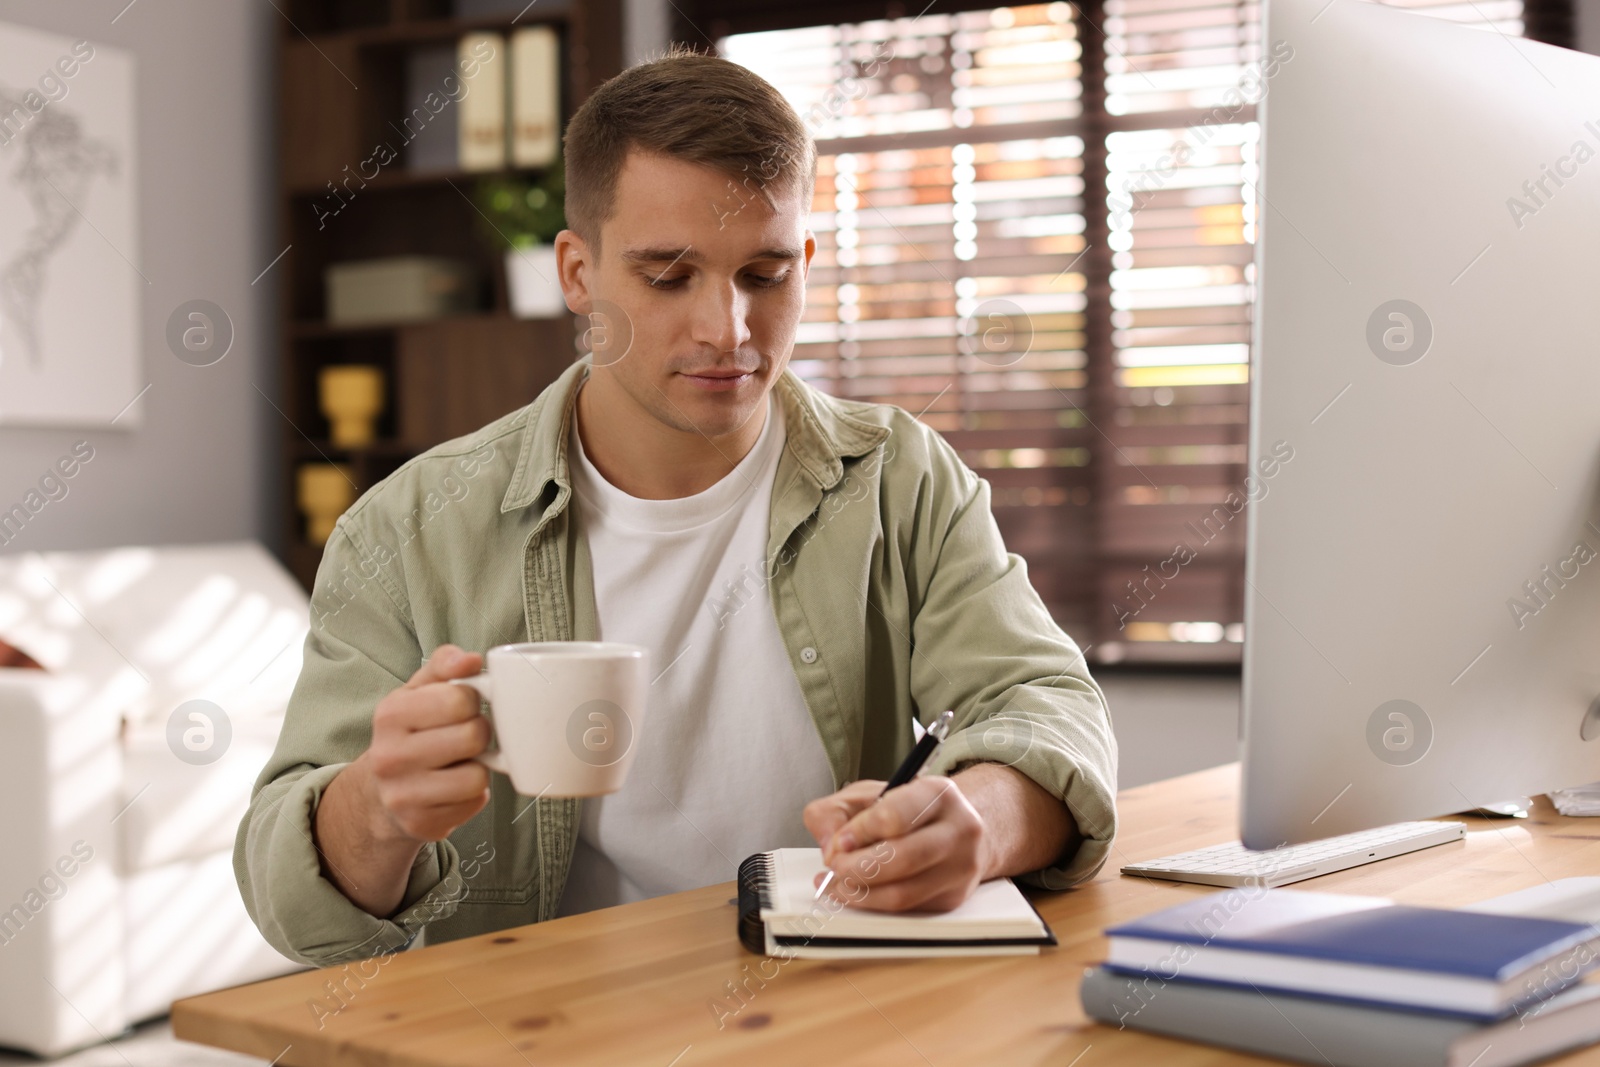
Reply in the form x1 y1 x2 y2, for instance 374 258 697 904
510 26 560 168
457 32 507 171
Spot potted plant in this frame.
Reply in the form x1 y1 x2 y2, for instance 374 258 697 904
474 164 567 318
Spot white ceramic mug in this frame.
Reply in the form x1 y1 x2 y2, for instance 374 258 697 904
450 642 649 797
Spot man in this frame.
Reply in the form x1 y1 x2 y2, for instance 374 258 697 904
237 47 1116 966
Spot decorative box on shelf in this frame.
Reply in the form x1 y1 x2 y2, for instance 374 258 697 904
324 256 477 326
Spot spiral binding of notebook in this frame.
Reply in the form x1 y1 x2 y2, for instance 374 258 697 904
737 852 776 954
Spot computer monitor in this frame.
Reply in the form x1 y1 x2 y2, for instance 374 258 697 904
1240 0 1600 849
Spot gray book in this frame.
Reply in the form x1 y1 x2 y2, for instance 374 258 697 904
1081 966 1600 1067
402 46 460 173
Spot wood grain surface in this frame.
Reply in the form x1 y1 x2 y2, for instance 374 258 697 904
172 763 1600 1066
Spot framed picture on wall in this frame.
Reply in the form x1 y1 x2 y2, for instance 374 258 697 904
0 21 140 427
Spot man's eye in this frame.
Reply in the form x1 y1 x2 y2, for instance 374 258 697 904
747 272 789 288
646 274 687 290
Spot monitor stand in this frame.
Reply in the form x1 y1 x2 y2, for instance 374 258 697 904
1461 797 1534 819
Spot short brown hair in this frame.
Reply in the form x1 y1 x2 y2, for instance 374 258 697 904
562 45 816 245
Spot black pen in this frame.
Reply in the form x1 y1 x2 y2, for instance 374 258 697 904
814 709 955 901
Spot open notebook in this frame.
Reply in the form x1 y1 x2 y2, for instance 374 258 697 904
737 848 1056 958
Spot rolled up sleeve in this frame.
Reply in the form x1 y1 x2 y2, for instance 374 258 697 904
910 433 1118 891
236 762 468 965
234 518 465 965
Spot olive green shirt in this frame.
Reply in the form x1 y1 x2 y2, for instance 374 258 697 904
236 360 1117 967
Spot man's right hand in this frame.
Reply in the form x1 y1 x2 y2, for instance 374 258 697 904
312 644 493 917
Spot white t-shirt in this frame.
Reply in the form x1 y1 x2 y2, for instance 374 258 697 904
555 392 836 917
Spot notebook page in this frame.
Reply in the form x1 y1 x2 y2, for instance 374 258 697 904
761 848 1047 941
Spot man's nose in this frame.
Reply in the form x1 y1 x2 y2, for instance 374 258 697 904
690 279 752 353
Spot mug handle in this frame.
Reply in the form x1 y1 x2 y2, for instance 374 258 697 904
450 674 511 775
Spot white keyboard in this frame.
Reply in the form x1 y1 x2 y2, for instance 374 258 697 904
1120 820 1467 888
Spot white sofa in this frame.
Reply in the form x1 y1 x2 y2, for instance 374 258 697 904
0 542 309 1057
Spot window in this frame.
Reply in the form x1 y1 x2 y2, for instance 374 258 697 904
686 0 1570 664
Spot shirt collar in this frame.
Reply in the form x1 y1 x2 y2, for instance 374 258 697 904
500 359 891 518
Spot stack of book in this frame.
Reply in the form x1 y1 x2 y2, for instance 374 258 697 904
1083 888 1600 1067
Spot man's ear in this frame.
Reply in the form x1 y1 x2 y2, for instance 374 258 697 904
554 228 592 315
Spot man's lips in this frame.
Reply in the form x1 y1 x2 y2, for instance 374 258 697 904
679 368 757 392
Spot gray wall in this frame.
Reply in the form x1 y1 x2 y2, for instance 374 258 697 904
0 0 276 556
625 0 672 65
1583 0 1600 53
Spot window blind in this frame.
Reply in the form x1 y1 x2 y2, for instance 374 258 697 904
703 0 1567 664
721 5 1103 639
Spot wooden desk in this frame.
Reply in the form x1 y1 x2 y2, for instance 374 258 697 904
173 764 1600 1066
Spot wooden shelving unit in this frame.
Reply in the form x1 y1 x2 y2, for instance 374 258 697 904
272 0 623 590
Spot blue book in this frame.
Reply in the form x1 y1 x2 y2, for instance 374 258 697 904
1082 967 1600 1067
1105 889 1600 1020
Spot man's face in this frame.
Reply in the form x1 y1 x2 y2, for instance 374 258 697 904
557 150 815 440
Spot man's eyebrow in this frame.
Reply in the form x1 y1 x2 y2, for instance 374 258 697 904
619 246 804 264
622 246 700 264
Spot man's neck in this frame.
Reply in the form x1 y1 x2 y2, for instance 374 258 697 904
574 375 770 499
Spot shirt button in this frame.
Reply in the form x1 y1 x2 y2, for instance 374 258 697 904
800 646 818 664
